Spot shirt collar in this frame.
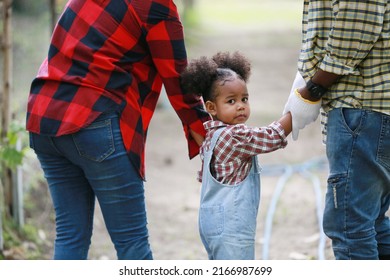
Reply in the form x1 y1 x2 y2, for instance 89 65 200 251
203 120 227 131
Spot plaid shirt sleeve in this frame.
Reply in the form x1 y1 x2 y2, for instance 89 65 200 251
215 122 288 162
145 2 210 159
198 121 288 184
319 1 387 75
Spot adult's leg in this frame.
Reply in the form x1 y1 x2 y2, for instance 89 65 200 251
70 112 152 260
30 133 95 260
324 108 390 259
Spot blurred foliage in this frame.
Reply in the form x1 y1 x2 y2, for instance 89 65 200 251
0 215 44 260
12 0 67 15
179 0 200 30
0 122 28 259
13 0 47 15
0 120 28 171
197 0 301 30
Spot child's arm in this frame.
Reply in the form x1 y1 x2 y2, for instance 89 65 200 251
277 112 292 136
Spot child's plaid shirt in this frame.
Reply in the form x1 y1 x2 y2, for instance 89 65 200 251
198 120 288 185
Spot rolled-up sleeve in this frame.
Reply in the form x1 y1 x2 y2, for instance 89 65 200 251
320 0 386 75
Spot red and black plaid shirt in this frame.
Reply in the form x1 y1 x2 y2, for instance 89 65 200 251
198 120 288 185
26 0 209 179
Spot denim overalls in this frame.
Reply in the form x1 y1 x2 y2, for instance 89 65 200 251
199 128 261 259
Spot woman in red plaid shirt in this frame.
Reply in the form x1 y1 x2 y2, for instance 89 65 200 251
181 51 292 259
26 0 209 259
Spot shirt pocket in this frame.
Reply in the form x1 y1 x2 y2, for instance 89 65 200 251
72 119 115 162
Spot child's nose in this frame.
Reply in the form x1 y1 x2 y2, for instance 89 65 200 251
237 102 245 109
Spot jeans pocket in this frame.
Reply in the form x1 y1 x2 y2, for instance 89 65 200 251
377 116 390 170
323 174 348 239
199 205 224 237
326 174 348 210
72 119 115 162
340 108 364 134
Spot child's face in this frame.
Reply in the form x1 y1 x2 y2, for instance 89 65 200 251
206 77 250 125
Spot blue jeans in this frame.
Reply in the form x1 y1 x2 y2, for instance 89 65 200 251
324 108 390 259
29 111 153 260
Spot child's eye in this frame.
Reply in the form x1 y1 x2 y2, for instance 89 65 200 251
242 97 248 102
227 99 235 104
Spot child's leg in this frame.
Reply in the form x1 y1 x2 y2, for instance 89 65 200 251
199 179 260 260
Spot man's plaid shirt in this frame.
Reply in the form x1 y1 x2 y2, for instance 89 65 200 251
198 121 288 185
26 0 209 179
298 0 390 138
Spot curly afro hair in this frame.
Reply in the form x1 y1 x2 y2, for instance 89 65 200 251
180 51 251 102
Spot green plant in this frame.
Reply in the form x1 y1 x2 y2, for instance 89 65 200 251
1 214 44 259
0 121 29 257
0 120 28 171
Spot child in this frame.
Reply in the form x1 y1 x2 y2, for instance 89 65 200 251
180 51 292 260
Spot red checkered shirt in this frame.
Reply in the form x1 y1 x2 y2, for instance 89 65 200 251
198 120 288 185
26 0 209 179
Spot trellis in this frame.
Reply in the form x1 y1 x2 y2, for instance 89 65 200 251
261 157 328 260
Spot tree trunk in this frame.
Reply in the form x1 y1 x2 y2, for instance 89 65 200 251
181 0 196 24
1 0 14 219
49 0 57 31
0 179 4 252
184 0 195 8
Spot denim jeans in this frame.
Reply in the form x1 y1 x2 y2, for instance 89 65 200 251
29 111 153 260
324 108 390 259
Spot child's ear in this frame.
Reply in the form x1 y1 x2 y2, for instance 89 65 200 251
205 101 217 117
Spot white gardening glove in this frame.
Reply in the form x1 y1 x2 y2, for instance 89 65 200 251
290 71 306 91
283 72 321 140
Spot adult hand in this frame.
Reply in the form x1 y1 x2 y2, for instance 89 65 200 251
283 72 321 140
189 129 204 146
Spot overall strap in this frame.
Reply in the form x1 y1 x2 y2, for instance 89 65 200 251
209 127 225 151
203 127 225 165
